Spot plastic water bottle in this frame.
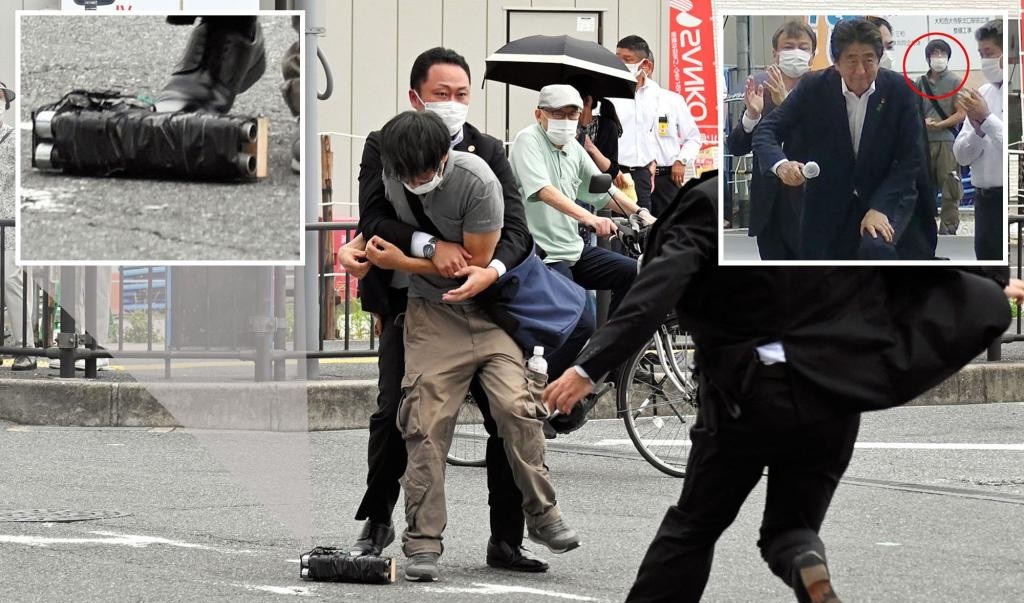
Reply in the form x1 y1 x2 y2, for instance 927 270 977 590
527 346 547 375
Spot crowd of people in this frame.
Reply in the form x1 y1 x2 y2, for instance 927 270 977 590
728 17 1006 261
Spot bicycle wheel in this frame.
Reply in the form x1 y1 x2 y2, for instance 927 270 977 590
617 323 698 478
446 394 487 467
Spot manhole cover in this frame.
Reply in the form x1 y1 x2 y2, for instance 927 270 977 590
0 509 131 523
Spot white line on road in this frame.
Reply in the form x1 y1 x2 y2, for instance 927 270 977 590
422 583 599 601
0 531 212 549
593 440 1024 451
235 584 312 597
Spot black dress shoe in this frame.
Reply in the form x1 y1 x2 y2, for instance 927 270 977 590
155 17 266 113
349 520 395 557
793 550 842 603
486 538 549 572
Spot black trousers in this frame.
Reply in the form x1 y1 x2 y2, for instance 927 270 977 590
628 166 655 212
651 173 680 218
626 367 861 603
756 197 800 261
974 187 1003 261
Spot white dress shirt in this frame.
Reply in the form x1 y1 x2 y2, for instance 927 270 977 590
952 82 1004 188
770 77 877 175
611 78 702 168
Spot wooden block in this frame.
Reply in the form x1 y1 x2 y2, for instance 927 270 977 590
242 116 270 178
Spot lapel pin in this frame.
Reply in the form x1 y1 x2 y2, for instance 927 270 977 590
468 145 476 153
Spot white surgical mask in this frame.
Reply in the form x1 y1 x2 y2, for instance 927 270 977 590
403 162 445 195
777 49 811 78
981 57 1002 84
879 50 895 70
415 91 469 137
545 118 578 146
929 57 948 72
626 60 647 81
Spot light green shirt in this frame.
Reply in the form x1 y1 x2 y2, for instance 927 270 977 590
509 123 620 263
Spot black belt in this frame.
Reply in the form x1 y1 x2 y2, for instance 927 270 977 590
620 164 674 176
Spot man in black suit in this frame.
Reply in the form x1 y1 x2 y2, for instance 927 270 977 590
753 18 926 261
338 47 593 572
543 171 1018 602
726 20 816 260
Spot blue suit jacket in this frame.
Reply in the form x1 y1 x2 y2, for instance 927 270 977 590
752 67 925 259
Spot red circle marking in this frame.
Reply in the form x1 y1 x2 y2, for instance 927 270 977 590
902 31 970 100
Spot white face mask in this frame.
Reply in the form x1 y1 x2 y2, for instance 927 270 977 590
777 48 811 78
879 50 895 70
415 91 469 137
545 118 578 146
929 57 948 72
981 57 1002 84
403 162 445 195
625 59 647 81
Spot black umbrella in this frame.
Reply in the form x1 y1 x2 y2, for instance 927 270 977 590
484 35 637 99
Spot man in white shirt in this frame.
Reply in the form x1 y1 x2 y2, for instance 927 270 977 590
953 19 1005 261
612 35 702 216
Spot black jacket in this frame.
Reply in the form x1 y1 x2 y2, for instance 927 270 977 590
576 171 1009 419
356 121 533 315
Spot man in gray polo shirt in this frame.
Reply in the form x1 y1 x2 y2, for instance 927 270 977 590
363 110 580 582
918 39 966 234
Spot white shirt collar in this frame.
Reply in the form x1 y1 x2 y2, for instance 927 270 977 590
841 77 876 99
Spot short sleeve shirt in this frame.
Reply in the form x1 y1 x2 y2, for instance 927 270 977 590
920 69 961 143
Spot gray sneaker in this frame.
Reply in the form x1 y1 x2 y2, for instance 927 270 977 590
527 518 581 554
404 552 441 582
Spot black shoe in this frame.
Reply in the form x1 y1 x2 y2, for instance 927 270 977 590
404 552 440 582
486 538 549 572
793 551 841 603
11 355 37 371
527 517 581 554
155 17 266 113
349 519 395 557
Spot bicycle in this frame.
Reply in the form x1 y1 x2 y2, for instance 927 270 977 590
446 213 699 477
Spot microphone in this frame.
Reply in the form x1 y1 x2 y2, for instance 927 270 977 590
801 161 820 179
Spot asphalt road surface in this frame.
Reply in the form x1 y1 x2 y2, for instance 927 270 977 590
17 15 302 263
1 403 1023 602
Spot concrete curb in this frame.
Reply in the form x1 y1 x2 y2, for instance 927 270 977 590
1 363 1022 431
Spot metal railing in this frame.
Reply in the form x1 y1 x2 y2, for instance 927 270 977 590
2 203 1023 379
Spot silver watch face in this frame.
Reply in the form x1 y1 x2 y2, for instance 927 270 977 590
423 243 435 259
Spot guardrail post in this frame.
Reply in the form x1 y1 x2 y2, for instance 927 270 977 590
83 266 97 378
58 266 77 378
273 266 287 381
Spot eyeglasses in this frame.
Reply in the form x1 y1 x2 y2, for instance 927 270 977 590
542 108 582 120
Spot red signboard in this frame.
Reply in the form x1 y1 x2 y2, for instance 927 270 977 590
667 0 718 175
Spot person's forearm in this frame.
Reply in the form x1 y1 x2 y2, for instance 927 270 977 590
937 110 966 128
538 186 595 222
587 148 612 172
606 192 641 216
395 256 440 276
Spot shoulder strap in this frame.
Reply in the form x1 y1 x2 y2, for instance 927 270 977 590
919 76 950 121
403 187 443 238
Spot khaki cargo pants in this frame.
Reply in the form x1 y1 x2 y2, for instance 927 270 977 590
398 297 561 556
929 140 963 232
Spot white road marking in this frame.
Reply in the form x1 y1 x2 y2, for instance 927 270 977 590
876 542 902 546
0 531 212 549
235 584 312 597
6 427 32 432
594 440 1024 451
422 583 599 601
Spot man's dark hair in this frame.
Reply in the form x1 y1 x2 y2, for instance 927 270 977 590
616 35 654 62
409 47 472 93
830 18 883 62
975 19 1003 49
772 20 817 55
924 39 952 61
864 16 892 37
379 111 450 182
567 75 623 136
